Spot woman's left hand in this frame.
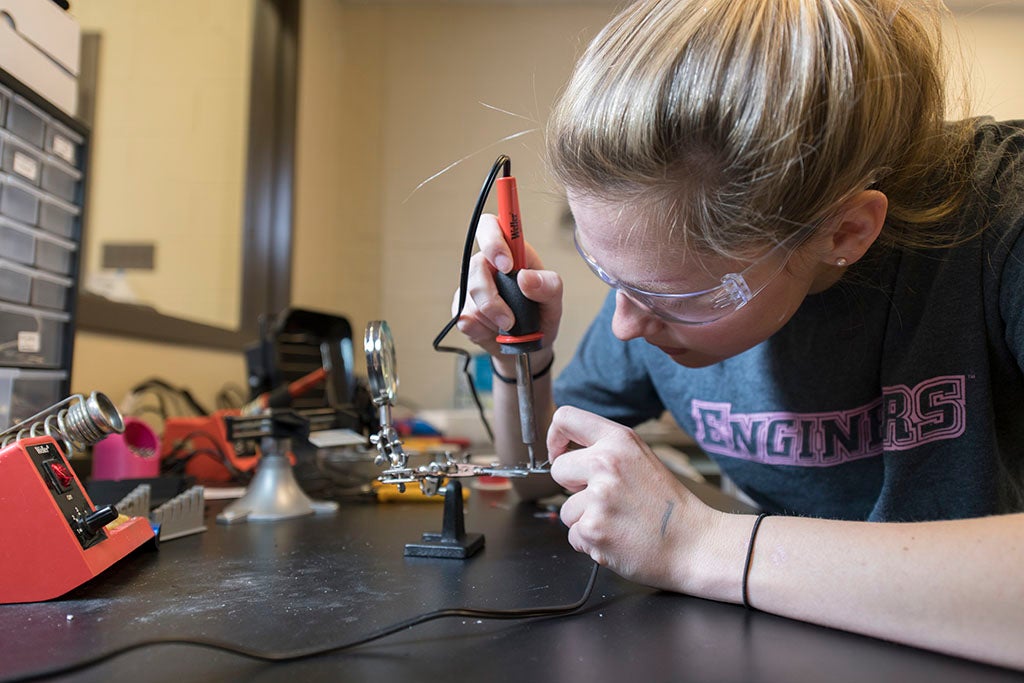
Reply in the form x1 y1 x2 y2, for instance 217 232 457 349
547 405 722 593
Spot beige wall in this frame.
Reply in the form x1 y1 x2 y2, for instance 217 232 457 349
290 0 386 380
322 1 620 410
946 6 1024 120
71 332 246 409
71 0 251 330
71 0 1024 413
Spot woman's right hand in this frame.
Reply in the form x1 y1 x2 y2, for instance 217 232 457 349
454 213 564 358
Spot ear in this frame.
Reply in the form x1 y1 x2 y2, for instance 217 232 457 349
822 190 888 266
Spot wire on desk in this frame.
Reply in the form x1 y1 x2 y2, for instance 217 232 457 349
4 562 600 682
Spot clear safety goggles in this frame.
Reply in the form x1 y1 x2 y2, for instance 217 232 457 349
572 224 815 325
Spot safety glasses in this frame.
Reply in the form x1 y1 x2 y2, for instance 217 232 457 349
572 224 815 325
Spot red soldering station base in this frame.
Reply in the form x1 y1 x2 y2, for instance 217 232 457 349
0 436 155 604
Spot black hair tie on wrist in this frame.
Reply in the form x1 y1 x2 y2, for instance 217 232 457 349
490 353 555 385
742 512 772 609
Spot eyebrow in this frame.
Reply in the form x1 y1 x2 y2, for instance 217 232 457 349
576 227 705 290
607 254 722 294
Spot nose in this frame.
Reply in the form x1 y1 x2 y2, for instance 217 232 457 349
611 291 665 341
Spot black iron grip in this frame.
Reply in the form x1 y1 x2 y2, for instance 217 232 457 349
494 270 543 354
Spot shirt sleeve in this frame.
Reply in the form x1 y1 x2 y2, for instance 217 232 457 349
553 291 665 428
1000 225 1024 373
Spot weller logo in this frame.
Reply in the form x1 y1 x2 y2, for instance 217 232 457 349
508 213 521 242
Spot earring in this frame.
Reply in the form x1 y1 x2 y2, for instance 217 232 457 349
835 257 848 267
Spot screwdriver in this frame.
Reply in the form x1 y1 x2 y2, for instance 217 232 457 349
493 174 544 469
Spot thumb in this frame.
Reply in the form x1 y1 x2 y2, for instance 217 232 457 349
517 269 563 305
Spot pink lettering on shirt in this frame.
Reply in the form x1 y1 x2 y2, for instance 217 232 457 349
690 375 966 466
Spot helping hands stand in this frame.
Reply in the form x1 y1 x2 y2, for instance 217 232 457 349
365 320 547 558
404 479 483 558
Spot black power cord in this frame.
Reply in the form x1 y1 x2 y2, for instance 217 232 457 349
4 562 600 682
431 154 514 444
128 377 211 423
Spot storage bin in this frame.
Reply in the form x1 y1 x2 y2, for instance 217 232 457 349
30 272 71 311
3 97 46 149
0 367 66 430
0 301 68 368
0 132 43 185
0 260 32 305
36 195 77 239
40 159 79 203
33 233 75 275
0 217 36 266
44 122 82 168
0 174 41 225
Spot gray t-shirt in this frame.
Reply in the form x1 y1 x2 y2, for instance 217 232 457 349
554 119 1024 522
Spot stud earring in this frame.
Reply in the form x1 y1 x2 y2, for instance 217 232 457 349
835 257 848 267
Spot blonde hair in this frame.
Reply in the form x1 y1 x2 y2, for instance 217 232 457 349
547 0 975 256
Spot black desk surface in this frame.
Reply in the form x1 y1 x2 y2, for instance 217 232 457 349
2 484 1021 683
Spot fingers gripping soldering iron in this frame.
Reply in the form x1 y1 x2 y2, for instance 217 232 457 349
492 175 543 469
376 156 549 497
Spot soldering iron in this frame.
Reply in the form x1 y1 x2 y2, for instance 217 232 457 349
432 154 549 470
492 172 543 468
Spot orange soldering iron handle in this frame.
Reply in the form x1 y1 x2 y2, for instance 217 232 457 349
496 176 526 270
241 366 329 415
286 366 329 398
494 175 543 353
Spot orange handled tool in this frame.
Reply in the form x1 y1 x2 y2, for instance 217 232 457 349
241 366 328 416
493 175 542 467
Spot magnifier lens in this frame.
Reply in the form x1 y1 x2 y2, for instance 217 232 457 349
364 320 398 406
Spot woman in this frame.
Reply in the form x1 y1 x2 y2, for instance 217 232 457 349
457 0 1024 669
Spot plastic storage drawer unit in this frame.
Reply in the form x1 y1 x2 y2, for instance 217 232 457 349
0 132 43 186
30 271 71 311
33 232 75 275
40 159 80 203
0 217 36 266
37 196 78 239
0 260 32 306
0 301 68 368
0 367 66 430
44 122 82 168
3 96 46 149
0 174 41 225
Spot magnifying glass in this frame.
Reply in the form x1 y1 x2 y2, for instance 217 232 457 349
363 320 409 473
364 320 398 408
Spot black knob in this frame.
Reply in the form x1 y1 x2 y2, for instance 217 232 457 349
81 506 118 534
